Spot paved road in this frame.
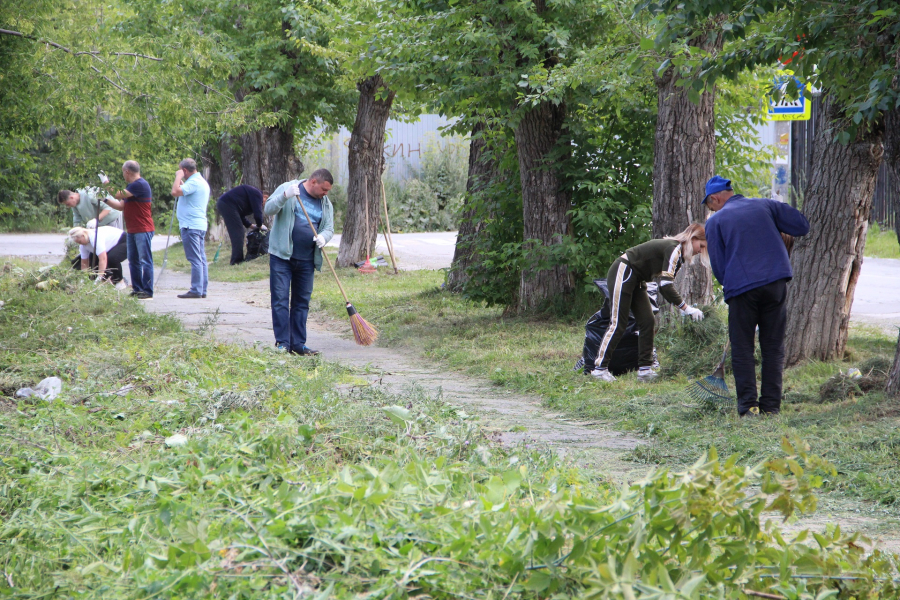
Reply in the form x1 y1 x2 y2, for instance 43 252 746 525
0 231 895 329
0 232 174 263
328 231 456 270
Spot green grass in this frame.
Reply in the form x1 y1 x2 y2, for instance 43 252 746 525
1 264 897 598
152 240 271 283
310 268 900 509
865 222 900 258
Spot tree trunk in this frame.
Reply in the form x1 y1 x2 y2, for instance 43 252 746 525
337 75 395 268
881 100 900 395
239 126 303 195
784 95 884 366
652 34 722 306
448 121 500 292
513 100 572 311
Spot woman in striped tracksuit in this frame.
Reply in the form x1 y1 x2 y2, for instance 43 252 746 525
591 223 709 383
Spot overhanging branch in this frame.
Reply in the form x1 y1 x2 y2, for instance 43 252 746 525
0 28 162 61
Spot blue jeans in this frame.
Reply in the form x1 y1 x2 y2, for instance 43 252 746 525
181 228 208 295
127 231 154 295
269 255 315 351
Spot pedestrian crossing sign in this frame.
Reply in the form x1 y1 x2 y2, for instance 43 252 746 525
766 71 812 121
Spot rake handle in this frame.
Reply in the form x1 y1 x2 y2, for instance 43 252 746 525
716 339 730 370
295 192 350 304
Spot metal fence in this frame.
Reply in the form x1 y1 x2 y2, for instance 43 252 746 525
789 94 897 229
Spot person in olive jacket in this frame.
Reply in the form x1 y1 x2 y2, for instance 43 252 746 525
591 223 708 383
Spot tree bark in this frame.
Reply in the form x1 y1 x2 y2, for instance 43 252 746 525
513 100 572 311
337 75 395 267
652 33 723 306
239 126 303 195
784 94 884 366
887 329 900 398
448 121 501 292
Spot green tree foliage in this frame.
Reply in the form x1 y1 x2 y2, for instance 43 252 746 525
638 0 900 131
0 0 232 227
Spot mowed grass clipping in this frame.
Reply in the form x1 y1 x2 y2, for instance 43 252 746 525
2 264 899 598
311 268 900 509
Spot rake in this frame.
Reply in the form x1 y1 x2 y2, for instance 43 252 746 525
687 340 732 404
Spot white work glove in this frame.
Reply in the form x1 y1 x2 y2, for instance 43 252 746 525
260 224 268 231
85 219 97 229
93 275 105 285
314 234 326 248
285 183 300 198
98 172 109 184
680 305 704 321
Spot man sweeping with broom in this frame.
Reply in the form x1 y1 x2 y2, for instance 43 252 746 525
265 169 336 356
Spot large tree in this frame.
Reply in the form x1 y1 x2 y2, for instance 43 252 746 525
643 0 900 364
373 0 614 310
337 75 396 266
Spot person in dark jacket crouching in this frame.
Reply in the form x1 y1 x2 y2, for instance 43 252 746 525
703 176 810 417
217 184 268 265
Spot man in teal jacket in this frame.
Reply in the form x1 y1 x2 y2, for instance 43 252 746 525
264 169 335 355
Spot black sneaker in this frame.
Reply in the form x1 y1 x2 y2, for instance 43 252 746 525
177 291 203 299
740 406 761 418
292 346 320 356
134 291 152 299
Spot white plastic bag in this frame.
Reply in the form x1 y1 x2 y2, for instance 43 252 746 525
16 376 62 401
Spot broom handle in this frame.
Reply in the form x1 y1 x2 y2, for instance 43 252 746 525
380 180 398 274
296 194 350 304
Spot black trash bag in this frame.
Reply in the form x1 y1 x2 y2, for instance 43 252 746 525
578 280 659 376
245 229 269 261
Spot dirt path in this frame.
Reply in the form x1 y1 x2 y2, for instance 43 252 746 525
144 271 645 483
144 270 900 553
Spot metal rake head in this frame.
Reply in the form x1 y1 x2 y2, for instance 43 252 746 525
687 375 733 405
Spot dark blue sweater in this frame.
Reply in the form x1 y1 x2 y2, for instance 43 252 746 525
706 195 810 300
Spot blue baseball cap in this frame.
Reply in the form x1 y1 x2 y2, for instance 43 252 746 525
702 175 732 204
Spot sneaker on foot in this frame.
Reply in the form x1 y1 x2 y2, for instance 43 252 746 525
115 280 127 291
177 291 203 299
590 368 616 382
134 291 152 300
740 406 761 417
292 346 320 356
637 367 658 382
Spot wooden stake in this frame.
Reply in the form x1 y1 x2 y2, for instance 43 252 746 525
380 180 399 274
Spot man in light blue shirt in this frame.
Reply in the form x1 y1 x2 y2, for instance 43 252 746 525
171 158 211 298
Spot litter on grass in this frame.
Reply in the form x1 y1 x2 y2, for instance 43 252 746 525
16 376 62 401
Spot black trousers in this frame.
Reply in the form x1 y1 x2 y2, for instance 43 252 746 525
217 199 249 265
726 279 788 415
595 259 656 370
71 236 128 283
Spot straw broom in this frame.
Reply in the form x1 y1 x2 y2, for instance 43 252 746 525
296 197 378 346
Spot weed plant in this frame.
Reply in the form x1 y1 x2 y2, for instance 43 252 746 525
2 265 899 597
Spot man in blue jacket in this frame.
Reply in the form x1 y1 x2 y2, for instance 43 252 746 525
704 176 810 417
264 169 335 356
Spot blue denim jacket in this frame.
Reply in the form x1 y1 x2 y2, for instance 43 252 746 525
264 179 334 271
